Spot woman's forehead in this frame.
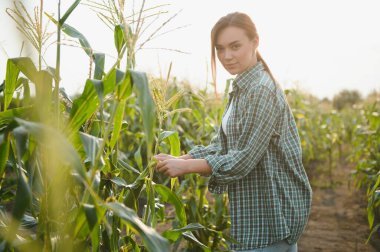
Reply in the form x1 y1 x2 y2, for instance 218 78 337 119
216 26 249 46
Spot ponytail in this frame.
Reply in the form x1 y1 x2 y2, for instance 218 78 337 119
257 51 280 89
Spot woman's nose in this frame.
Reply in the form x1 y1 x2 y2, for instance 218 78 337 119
223 49 233 60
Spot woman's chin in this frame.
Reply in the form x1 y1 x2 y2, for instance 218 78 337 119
226 69 240 75
223 66 237 75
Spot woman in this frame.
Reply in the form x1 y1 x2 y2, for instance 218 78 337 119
155 12 312 251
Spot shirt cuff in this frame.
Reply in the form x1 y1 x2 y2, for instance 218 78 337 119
204 154 228 194
188 145 207 159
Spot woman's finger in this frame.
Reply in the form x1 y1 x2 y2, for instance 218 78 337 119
154 154 168 161
156 160 167 172
154 154 175 161
164 169 174 178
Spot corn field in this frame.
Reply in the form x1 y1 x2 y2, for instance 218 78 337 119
0 1 379 251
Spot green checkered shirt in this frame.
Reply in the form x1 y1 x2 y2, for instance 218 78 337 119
189 61 312 250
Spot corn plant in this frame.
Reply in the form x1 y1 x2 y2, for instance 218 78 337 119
0 0 171 251
350 101 380 241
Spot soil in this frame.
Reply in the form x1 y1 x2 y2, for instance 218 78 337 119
298 159 380 252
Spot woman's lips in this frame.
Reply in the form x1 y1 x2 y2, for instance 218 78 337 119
225 63 237 69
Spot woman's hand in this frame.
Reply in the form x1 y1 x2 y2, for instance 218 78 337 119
154 153 212 177
154 153 177 161
154 157 190 178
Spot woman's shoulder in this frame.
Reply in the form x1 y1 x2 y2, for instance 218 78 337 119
249 70 277 95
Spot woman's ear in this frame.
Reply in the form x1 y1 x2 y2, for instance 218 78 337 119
252 36 259 49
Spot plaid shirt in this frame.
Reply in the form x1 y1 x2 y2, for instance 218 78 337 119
189 61 312 250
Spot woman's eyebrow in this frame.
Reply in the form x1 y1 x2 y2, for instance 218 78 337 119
216 40 240 48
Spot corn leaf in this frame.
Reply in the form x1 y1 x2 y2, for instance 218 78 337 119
46 13 92 56
159 131 180 156
60 0 82 25
12 172 31 221
79 132 104 167
83 203 98 231
108 101 126 150
93 53 105 80
69 79 100 133
15 118 86 179
114 25 125 55
0 106 33 131
109 72 132 150
4 59 20 110
182 231 210 251
13 126 29 163
0 133 10 178
155 184 186 226
163 223 205 241
106 202 170 251
130 70 155 156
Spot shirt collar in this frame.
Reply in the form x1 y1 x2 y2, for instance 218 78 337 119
232 61 265 91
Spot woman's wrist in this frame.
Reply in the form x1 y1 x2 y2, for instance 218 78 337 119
185 159 212 176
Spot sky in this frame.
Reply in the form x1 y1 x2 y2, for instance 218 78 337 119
1 0 380 99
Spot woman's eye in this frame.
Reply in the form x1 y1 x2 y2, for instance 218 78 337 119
231 44 241 50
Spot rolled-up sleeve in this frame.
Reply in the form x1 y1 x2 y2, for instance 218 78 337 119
205 85 280 185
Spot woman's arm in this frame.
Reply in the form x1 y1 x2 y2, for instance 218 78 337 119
154 155 212 177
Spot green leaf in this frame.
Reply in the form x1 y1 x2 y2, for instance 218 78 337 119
0 106 33 130
5 58 52 119
110 177 131 188
103 68 121 95
13 126 29 163
93 53 105 80
60 0 82 25
83 204 98 231
18 78 30 105
73 207 90 238
117 159 140 174
79 132 104 167
182 231 210 251
62 23 92 56
367 223 380 243
130 70 155 156
47 13 92 56
106 202 170 251
163 223 205 241
109 101 126 150
69 79 99 132
12 172 32 221
161 131 180 156
4 59 20 110
134 145 143 171
34 70 53 113
158 131 176 142
114 25 126 55
116 71 132 100
155 184 186 226
8 58 39 84
4 57 47 111
91 79 104 105
15 118 86 179
0 133 10 178
368 204 375 229
124 167 149 210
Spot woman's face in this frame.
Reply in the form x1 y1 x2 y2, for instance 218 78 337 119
215 26 258 75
